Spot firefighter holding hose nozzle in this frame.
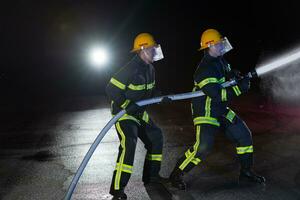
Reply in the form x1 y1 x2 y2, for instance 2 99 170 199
169 29 265 190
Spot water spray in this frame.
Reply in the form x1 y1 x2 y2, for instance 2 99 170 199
248 48 300 78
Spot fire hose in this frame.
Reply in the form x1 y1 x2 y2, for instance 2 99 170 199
65 45 300 199
64 70 259 200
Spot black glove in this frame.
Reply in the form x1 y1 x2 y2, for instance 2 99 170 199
160 96 173 104
237 76 251 93
228 69 243 80
125 101 144 116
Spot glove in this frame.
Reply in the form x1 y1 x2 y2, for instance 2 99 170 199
228 69 243 80
233 69 243 79
160 96 173 104
125 101 144 116
237 76 251 93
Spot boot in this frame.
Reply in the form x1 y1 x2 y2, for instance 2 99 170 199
239 168 266 184
169 168 186 190
144 175 169 185
239 153 265 184
111 190 127 200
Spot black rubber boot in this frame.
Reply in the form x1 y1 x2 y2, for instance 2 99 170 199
144 175 169 185
239 153 265 184
111 190 127 200
239 168 266 184
169 168 186 190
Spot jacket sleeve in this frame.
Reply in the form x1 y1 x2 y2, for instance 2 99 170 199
105 66 132 109
195 68 243 103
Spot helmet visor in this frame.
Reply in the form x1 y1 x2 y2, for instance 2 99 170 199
152 44 164 61
214 37 233 55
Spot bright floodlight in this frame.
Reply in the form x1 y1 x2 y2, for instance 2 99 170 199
89 47 109 67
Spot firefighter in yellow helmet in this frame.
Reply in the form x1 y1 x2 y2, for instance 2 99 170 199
106 33 166 200
169 29 265 190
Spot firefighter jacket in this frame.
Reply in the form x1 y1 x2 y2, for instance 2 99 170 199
191 53 243 127
106 55 156 124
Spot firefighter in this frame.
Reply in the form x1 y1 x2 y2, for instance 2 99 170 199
169 29 266 190
106 33 166 200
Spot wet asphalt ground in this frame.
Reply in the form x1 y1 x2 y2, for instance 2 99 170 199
0 94 300 200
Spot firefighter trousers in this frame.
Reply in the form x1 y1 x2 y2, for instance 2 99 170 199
110 118 163 195
175 114 254 173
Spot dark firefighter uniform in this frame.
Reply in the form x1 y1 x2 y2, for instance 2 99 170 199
106 55 163 195
174 52 254 173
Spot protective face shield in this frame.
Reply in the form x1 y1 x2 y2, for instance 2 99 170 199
209 37 233 56
142 44 164 62
152 44 164 61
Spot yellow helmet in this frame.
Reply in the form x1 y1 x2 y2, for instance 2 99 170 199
199 29 222 50
131 33 157 52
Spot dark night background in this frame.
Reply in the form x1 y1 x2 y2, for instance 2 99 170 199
1 0 300 101
1 2 300 199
